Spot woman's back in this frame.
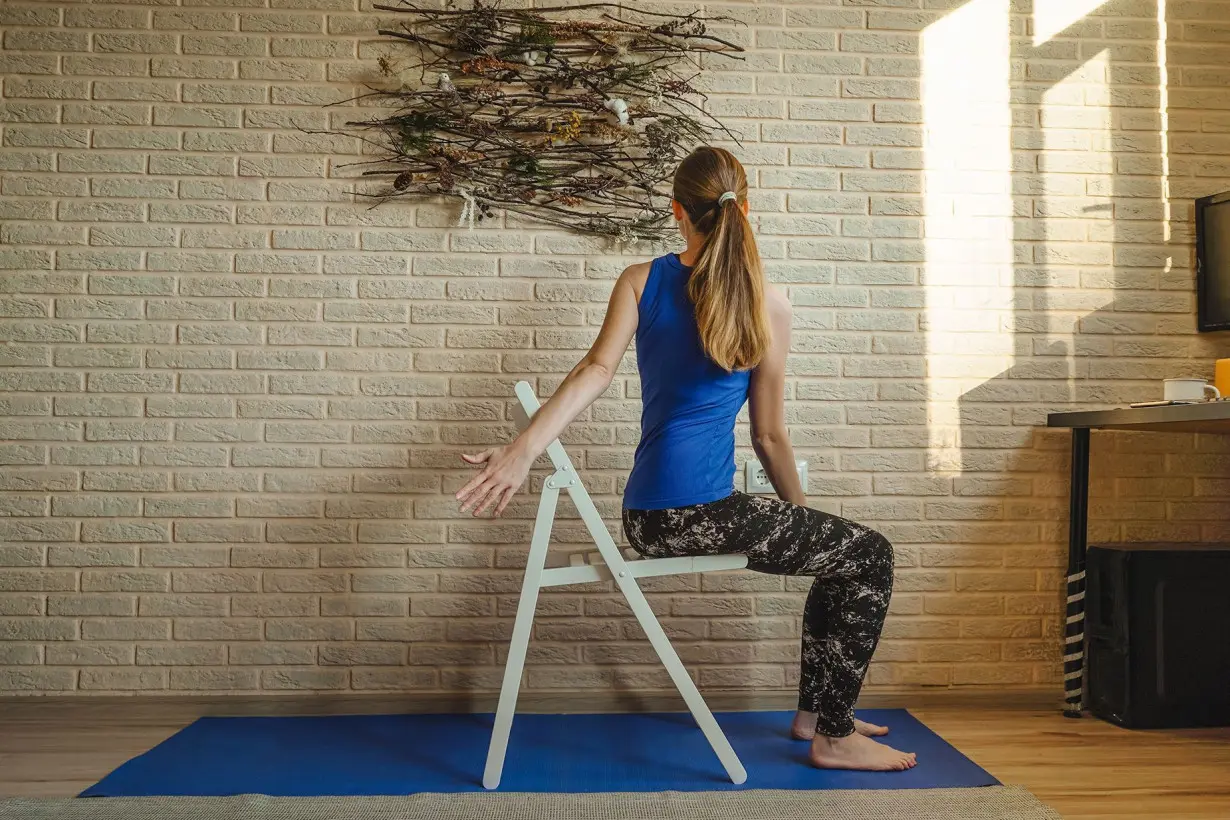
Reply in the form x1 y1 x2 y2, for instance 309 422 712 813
623 253 750 510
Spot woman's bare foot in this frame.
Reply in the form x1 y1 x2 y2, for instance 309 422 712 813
809 732 917 772
791 710 889 740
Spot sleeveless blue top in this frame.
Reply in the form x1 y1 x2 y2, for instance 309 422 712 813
623 254 751 510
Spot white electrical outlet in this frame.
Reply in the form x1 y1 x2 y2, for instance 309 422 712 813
745 460 772 493
745 459 808 494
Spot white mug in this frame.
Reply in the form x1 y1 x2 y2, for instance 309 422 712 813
1163 378 1220 402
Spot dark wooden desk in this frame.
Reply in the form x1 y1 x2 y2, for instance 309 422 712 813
1047 401 1230 717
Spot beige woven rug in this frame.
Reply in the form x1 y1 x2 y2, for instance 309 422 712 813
0 787 1061 819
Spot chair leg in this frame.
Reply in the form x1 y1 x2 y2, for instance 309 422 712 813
569 488 748 786
482 486 559 790
619 576 748 785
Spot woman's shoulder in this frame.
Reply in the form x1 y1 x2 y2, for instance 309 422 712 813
621 258 655 280
618 259 656 302
764 282 792 321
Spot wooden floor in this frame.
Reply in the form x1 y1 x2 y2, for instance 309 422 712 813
913 706 1230 820
1 698 1228 819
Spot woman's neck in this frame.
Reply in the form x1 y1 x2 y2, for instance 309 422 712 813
676 233 705 268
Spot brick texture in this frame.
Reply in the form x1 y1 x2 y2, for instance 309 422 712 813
2 0 1230 696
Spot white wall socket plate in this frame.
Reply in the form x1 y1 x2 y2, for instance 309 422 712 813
745 459 808 494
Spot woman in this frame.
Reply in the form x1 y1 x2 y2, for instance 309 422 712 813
457 146 915 772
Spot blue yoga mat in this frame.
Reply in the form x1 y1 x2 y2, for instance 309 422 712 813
82 709 996 797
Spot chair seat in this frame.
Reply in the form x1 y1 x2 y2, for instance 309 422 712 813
541 550 748 588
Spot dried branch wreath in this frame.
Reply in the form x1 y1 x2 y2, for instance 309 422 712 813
337 1 744 242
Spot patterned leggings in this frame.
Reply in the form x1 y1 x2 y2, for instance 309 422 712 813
622 491 894 738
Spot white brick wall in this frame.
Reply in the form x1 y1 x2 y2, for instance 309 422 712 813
2 0 1230 695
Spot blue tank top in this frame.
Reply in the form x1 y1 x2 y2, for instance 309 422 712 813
623 254 751 510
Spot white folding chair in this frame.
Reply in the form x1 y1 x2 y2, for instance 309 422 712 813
482 380 750 789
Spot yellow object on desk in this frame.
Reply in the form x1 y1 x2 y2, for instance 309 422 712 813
1217 358 1230 399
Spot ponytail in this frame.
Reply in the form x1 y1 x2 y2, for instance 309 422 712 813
673 147 770 372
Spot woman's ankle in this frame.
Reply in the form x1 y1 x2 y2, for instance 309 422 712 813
811 726 857 744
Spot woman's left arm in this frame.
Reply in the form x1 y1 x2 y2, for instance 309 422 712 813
456 264 643 516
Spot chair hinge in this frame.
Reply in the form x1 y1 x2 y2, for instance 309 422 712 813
544 466 577 490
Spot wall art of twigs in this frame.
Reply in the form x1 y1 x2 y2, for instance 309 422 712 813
340 1 744 242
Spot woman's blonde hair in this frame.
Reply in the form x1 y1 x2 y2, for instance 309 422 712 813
672 146 769 372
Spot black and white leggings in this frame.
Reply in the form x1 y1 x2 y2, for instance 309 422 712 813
623 491 894 739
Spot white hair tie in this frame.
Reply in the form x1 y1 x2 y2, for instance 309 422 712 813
717 191 737 205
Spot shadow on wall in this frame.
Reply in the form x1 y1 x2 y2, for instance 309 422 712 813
937 0 1230 688
508 0 1230 696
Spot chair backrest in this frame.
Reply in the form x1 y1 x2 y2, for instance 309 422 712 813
512 385 535 432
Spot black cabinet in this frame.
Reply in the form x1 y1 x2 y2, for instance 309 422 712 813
1087 543 1230 729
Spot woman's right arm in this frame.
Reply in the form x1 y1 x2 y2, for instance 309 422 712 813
748 288 806 506
455 262 645 516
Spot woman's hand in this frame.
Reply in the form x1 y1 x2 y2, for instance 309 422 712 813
456 445 533 517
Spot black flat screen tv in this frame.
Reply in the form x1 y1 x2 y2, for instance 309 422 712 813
1196 191 1230 332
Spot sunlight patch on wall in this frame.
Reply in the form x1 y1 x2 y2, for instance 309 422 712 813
1158 0 1172 251
922 0 1014 471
